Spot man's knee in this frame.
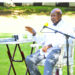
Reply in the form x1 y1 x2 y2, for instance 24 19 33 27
45 58 56 66
25 56 32 64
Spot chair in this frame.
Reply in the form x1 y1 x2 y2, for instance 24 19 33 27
30 38 74 75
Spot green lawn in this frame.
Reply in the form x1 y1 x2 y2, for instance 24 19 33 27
0 33 75 75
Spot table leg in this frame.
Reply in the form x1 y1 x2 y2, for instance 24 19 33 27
17 44 30 75
6 43 31 75
17 44 22 54
8 44 17 75
6 44 16 75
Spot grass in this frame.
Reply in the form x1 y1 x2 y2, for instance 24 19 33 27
0 44 32 75
0 33 75 75
0 33 32 75
0 33 13 38
0 6 75 15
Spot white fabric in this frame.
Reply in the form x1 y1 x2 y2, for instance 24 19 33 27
33 20 74 57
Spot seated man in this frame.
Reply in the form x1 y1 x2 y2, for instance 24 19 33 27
25 8 73 75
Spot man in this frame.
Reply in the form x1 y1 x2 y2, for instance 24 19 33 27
25 8 72 75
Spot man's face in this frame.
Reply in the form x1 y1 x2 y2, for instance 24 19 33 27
51 12 61 24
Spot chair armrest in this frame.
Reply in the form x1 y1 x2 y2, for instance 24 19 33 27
30 44 41 52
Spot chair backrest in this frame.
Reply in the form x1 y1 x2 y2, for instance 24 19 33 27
56 38 74 67
62 38 74 65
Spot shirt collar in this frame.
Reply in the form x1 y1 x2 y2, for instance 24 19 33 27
53 19 61 26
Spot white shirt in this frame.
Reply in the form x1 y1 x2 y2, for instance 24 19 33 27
33 20 74 57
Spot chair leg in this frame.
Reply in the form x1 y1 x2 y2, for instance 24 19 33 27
70 65 73 75
59 68 62 75
53 67 56 75
56 68 59 75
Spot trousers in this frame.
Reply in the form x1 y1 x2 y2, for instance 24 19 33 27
25 47 61 75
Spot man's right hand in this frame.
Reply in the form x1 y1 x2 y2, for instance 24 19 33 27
25 26 36 36
42 46 49 52
42 44 52 52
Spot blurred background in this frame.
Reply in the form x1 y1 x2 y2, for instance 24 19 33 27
0 0 75 34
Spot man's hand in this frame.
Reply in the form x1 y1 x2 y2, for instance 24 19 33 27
25 26 36 36
42 46 49 52
42 44 52 52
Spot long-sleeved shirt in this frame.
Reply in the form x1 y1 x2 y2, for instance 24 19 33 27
33 20 74 57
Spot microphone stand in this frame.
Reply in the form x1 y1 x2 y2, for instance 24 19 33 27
44 26 75 75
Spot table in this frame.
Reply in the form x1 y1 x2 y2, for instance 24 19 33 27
0 38 34 75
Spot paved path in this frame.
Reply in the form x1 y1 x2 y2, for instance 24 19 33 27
0 14 75 34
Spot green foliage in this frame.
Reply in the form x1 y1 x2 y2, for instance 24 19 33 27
0 6 75 15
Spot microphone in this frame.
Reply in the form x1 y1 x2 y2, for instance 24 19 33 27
40 22 48 32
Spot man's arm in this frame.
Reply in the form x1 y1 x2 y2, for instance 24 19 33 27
25 26 36 36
